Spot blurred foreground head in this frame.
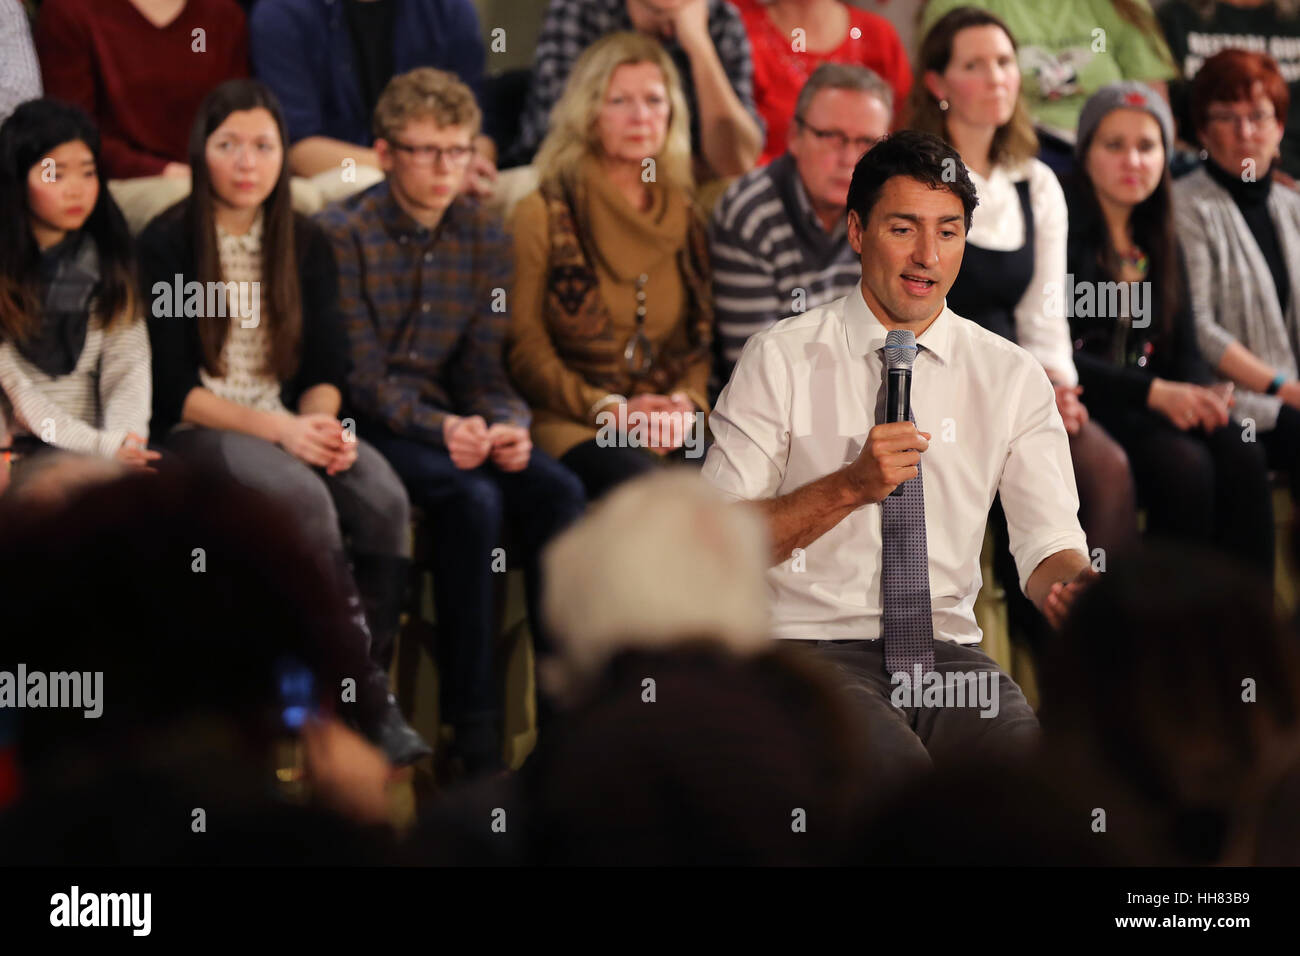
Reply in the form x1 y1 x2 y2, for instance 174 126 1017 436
0 465 384 862
1038 542 1300 864
540 469 772 705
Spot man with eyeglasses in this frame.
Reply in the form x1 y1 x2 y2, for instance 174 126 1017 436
251 0 499 199
316 68 586 779
709 63 892 392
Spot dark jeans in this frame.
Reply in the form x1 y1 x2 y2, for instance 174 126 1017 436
367 430 586 762
802 639 1040 807
1096 405 1274 582
560 438 707 502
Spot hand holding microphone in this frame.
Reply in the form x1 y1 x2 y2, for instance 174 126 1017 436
844 330 931 504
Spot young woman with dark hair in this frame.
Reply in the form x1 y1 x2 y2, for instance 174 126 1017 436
0 98 157 477
1067 81 1273 577
137 78 428 765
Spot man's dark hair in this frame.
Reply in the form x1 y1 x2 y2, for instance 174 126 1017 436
845 130 978 233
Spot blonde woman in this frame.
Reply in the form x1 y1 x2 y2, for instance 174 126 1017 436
508 31 713 501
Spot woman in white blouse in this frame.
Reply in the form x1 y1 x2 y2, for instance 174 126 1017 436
910 7 1137 647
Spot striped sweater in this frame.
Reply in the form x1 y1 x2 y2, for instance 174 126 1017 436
709 153 861 389
0 316 152 458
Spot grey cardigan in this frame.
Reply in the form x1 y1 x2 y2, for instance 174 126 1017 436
1174 166 1300 431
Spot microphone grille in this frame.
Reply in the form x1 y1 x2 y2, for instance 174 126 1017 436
884 329 918 370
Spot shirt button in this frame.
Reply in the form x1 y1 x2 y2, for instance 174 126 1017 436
424 252 433 263
422 302 431 313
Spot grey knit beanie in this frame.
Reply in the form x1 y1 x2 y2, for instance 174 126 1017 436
1075 82 1175 159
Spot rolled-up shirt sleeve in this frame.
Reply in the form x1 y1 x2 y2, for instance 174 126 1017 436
702 332 790 503
998 361 1090 596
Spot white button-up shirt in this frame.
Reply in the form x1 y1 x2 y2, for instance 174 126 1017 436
703 286 1089 644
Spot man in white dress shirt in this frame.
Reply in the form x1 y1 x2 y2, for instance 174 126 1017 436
703 131 1096 788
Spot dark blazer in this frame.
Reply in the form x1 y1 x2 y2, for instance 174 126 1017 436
137 200 349 437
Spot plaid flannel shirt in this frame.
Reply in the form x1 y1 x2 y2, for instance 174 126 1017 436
509 0 762 166
315 180 529 449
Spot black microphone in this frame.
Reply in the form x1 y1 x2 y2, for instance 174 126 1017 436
883 330 918 498
883 329 917 424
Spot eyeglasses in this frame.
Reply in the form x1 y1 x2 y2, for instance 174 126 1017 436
1205 108 1277 132
389 141 476 166
794 117 882 155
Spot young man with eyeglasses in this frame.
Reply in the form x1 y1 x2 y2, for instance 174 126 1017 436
316 68 586 778
709 63 892 391
251 0 499 198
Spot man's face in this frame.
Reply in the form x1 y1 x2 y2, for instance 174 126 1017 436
788 88 891 217
377 118 475 219
848 175 966 329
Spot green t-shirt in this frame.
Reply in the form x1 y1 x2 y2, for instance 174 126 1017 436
920 0 1177 140
1158 0 1300 177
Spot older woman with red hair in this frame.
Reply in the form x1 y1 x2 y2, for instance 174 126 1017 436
1175 48 1300 507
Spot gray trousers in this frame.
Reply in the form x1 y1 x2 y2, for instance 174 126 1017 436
166 427 411 560
802 638 1040 804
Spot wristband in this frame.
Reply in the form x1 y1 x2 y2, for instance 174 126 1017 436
1267 373 1288 396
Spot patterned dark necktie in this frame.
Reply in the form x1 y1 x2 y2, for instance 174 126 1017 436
879 340 935 678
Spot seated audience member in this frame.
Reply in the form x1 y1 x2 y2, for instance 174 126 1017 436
703 131 1095 797
710 63 891 390
508 33 713 502
137 79 429 765
34 0 248 180
0 0 42 123
249 0 497 197
729 0 910 165
1159 0 1300 181
1068 82 1273 577
509 469 873 865
1037 542 1300 865
914 9 1137 653
316 68 586 778
1175 49 1300 508
0 99 157 478
0 468 405 864
919 0 1177 176
508 0 763 179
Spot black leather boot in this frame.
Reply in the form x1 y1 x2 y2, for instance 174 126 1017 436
351 553 412 673
332 555 431 766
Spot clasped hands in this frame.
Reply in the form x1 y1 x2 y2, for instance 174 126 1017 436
443 415 531 472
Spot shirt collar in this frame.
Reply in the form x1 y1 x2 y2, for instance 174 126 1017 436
843 283 953 366
788 160 847 240
215 208 264 255
375 179 463 244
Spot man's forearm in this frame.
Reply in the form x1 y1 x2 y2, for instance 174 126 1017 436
1025 548 1091 613
681 40 761 176
289 137 381 179
756 468 863 566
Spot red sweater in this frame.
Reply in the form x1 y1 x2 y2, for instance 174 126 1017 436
732 0 912 165
35 0 249 179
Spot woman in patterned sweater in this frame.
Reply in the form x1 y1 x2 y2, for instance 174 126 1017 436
0 98 156 478
138 79 428 766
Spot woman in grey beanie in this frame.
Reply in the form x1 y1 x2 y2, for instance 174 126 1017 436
1064 80 1275 580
